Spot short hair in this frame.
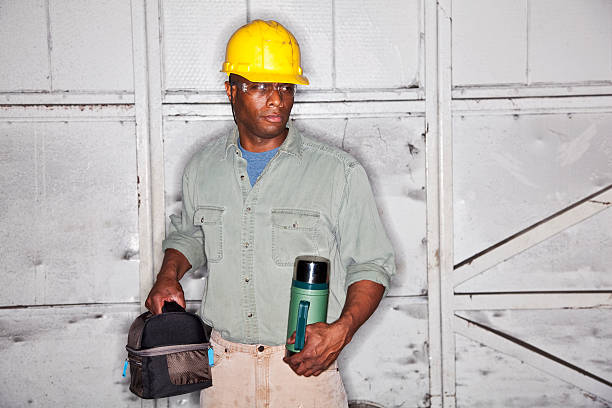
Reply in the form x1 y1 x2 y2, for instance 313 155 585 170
228 73 247 84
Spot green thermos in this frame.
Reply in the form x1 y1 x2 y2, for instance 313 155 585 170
286 256 330 356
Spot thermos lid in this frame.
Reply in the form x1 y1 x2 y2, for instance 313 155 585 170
293 256 329 284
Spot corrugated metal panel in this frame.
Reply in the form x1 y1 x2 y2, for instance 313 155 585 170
529 0 612 84
250 0 333 90
0 120 139 306
453 0 612 87
456 208 612 292
0 0 50 92
0 304 141 408
49 0 134 92
339 298 430 407
453 113 612 263
162 0 246 92
455 334 611 408
335 0 421 89
452 0 527 86
161 0 422 92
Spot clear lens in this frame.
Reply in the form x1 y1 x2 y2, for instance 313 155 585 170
237 82 296 97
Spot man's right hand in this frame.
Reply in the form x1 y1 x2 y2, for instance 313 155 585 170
145 248 192 315
145 275 186 315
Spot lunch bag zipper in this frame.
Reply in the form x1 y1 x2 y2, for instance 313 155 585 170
126 343 210 357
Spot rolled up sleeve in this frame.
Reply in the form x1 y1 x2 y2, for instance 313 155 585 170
162 170 206 273
337 163 396 295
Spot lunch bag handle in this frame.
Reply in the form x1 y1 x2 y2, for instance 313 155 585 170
162 301 186 313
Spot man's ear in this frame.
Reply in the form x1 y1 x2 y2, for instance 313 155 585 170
224 81 233 102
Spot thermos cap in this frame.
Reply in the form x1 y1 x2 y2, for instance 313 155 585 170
293 256 330 284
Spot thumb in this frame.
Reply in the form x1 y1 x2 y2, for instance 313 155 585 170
174 293 186 309
287 331 296 345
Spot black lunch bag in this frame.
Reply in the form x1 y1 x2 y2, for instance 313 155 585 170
125 302 213 399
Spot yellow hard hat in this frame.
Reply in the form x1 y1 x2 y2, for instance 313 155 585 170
221 20 309 85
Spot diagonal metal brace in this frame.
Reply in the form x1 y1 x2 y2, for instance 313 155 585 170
454 314 612 402
454 184 612 288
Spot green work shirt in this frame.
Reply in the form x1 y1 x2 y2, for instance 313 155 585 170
162 125 396 345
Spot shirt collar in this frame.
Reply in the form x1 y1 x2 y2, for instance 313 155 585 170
224 123 303 160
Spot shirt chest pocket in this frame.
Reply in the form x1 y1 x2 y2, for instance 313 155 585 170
271 209 320 267
194 206 224 263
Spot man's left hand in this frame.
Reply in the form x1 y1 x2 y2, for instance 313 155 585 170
283 321 351 377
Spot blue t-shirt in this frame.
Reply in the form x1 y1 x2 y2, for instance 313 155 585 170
238 139 280 186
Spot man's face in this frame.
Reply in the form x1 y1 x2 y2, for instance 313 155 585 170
225 76 294 140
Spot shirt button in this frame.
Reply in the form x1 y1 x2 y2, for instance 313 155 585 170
247 312 253 318
240 175 245 180
246 207 251 212
258 345 265 352
244 277 250 282
244 242 249 248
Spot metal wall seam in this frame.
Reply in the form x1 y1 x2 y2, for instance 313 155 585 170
454 292 612 311
145 0 166 280
130 0 154 316
452 83 612 100
453 95 612 116
162 100 425 120
162 89 424 104
45 0 53 91
436 0 456 406
0 92 136 105
424 0 442 405
0 104 135 121
130 3 160 408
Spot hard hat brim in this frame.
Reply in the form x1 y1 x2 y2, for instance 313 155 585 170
224 71 309 86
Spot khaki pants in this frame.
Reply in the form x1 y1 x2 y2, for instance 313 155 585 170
201 330 348 408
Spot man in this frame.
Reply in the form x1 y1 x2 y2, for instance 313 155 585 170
145 20 395 407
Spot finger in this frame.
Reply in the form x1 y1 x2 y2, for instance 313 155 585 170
152 297 166 315
286 331 296 345
301 360 323 377
289 363 302 376
283 356 299 372
294 361 309 376
283 355 299 370
285 351 305 367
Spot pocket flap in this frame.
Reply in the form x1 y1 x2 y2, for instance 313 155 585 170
271 209 320 229
194 206 224 225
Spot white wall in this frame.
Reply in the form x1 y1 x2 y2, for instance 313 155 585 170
0 1 610 407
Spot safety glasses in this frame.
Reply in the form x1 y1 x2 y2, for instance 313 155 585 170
232 81 296 98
